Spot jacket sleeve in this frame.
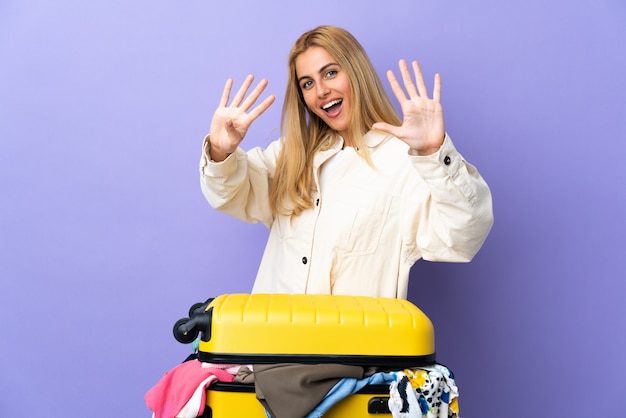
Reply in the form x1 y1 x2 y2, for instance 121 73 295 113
406 134 494 263
199 135 281 229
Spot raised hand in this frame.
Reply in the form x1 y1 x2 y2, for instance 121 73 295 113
209 75 276 161
373 59 445 156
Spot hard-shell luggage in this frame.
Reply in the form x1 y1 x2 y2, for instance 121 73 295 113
173 293 437 417
199 381 394 418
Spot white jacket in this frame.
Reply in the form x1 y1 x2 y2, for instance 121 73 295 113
199 130 493 299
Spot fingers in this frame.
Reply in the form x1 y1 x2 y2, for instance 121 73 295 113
240 78 270 112
220 75 273 112
229 74 255 107
410 60 429 99
400 59 420 99
247 94 276 122
386 69 409 104
219 78 233 107
388 59 442 102
432 73 442 103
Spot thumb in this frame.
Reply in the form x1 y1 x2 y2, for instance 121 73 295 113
224 118 244 142
372 122 400 137
224 118 236 135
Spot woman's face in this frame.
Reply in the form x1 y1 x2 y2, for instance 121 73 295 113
295 46 353 143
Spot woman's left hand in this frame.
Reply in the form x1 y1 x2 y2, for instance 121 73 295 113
372 59 445 156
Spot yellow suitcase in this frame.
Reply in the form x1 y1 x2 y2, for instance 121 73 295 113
173 294 436 417
174 293 435 367
201 381 394 418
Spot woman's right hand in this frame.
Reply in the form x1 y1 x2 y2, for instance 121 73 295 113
209 75 276 162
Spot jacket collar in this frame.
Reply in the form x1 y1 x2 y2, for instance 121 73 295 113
313 129 393 168
363 129 392 150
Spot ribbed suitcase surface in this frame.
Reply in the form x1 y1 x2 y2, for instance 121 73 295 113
178 293 435 367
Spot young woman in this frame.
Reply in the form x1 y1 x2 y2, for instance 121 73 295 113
200 25 493 299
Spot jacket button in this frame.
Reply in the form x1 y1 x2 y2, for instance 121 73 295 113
302 257 308 264
444 155 451 165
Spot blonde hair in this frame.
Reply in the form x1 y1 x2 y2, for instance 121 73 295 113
269 25 401 216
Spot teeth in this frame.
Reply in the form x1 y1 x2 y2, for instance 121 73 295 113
322 99 342 110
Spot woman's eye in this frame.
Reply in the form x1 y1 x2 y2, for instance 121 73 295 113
326 70 337 78
302 80 313 89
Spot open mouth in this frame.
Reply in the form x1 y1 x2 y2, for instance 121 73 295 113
322 99 343 114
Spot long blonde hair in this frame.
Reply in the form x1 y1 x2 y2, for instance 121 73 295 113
269 25 402 216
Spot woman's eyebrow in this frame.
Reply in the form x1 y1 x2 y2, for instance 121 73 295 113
297 63 338 83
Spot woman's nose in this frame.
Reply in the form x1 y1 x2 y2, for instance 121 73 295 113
316 81 330 97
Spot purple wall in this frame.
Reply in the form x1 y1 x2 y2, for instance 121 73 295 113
1 1 624 417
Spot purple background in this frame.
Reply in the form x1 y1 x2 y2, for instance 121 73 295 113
1 1 625 417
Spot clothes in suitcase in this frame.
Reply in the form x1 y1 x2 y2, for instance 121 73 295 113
167 293 458 418
201 381 409 418
198 364 459 418
145 359 459 418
